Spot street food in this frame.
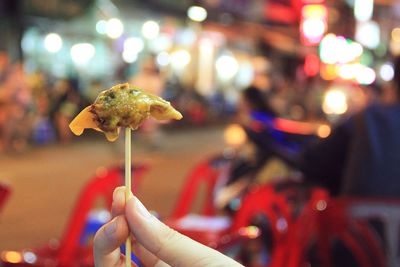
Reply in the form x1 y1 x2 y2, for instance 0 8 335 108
69 83 182 141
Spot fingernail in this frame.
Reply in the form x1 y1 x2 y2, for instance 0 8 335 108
104 217 118 237
135 197 153 219
113 187 124 202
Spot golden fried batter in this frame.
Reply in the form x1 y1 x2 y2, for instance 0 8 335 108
69 83 182 141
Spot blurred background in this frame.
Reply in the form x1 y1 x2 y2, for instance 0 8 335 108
0 0 399 266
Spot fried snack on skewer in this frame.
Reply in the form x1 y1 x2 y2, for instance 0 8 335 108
69 83 182 141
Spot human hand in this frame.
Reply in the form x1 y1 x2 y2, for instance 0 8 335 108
93 186 244 267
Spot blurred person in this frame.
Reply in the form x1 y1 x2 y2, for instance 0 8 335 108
0 52 9 82
0 61 32 151
85 79 104 102
0 52 10 151
251 56 272 94
215 86 296 211
93 186 243 267
293 74 400 267
237 85 277 126
32 91 56 145
234 86 279 183
299 58 400 197
28 70 56 144
130 56 165 148
50 78 82 144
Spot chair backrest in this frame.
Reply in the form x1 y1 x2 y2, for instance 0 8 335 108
230 184 293 267
0 183 11 213
57 164 148 266
170 159 222 219
343 198 400 267
282 190 386 267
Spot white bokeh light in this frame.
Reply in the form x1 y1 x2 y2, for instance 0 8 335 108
70 43 95 66
216 54 239 81
354 0 374 22
23 252 37 264
124 37 144 54
122 50 138 63
96 20 107 34
356 21 380 49
44 33 62 53
156 52 170 66
149 34 172 53
302 18 326 40
187 6 208 22
322 89 348 115
142 20 160 39
380 63 394 81
171 50 191 71
356 67 376 85
106 18 124 39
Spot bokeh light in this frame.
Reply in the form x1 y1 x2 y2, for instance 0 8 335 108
123 37 144 54
224 124 247 147
216 54 239 81
44 33 62 53
148 33 172 53
320 64 338 80
1 251 22 264
322 89 348 115
317 124 331 138
356 21 380 49
96 20 107 35
320 34 363 64
355 66 376 85
187 6 208 22
380 63 394 81
302 18 326 41
70 43 95 66
304 54 320 76
122 50 138 63
106 18 124 39
171 49 191 71
354 0 374 22
142 20 160 39
156 51 170 66
23 252 37 264
391 28 400 42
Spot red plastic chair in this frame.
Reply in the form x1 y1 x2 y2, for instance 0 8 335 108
343 198 400 267
165 158 231 247
166 158 298 265
0 164 148 267
0 182 11 213
280 189 386 267
231 185 293 267
58 164 147 266
170 158 222 219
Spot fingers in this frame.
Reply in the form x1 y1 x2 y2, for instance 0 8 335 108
131 240 166 267
111 186 126 217
125 196 243 267
93 215 130 267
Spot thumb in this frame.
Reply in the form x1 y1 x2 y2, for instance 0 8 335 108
125 196 243 267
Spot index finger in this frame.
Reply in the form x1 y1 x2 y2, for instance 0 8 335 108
125 196 243 267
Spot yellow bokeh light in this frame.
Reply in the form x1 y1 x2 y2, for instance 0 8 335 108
224 124 247 147
320 64 338 80
391 28 400 42
317 124 331 138
1 251 22 263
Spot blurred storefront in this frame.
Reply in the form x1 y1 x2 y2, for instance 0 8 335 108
0 0 399 148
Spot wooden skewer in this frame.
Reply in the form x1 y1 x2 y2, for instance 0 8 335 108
125 127 132 266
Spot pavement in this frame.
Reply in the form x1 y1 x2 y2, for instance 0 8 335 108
0 126 226 251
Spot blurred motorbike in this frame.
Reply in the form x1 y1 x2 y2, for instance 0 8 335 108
212 117 330 214
168 117 331 266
